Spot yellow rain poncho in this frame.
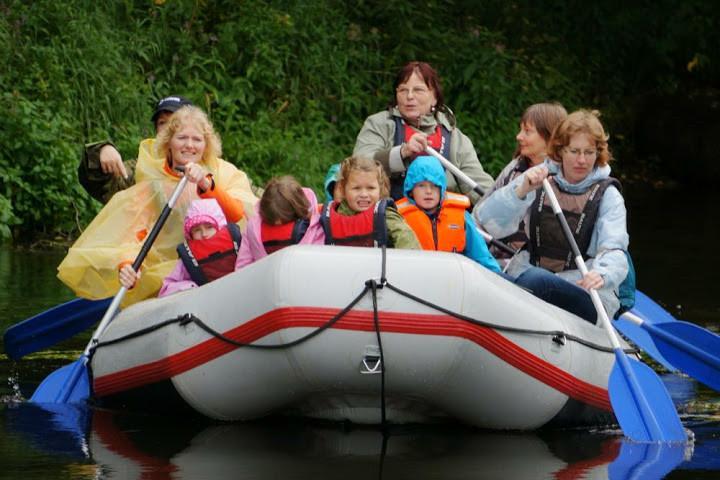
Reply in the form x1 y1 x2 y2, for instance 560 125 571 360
58 138 258 306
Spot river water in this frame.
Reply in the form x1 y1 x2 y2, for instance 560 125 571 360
0 185 718 479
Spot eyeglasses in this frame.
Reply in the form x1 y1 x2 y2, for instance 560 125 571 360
396 86 431 97
564 147 597 159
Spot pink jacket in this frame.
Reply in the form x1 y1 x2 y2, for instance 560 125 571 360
158 199 228 297
235 188 325 269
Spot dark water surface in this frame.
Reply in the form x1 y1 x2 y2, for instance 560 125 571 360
1 186 719 479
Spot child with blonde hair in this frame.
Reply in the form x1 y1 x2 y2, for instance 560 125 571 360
235 176 325 268
320 156 419 249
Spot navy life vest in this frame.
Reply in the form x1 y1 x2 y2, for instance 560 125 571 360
177 223 242 286
391 117 452 200
528 176 635 313
260 218 310 254
492 157 532 258
320 199 391 247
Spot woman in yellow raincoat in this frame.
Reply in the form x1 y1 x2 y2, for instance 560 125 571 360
58 106 258 305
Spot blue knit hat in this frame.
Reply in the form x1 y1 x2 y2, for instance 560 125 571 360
403 156 447 201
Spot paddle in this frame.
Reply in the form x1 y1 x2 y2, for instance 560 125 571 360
425 146 516 256
3 297 111 361
424 146 715 382
619 307 720 392
541 178 686 442
31 175 189 404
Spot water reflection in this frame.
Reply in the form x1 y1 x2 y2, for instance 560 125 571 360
6 401 714 480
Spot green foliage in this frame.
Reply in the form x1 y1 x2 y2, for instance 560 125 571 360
0 0 717 243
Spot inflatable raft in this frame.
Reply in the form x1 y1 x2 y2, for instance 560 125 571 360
90 245 626 430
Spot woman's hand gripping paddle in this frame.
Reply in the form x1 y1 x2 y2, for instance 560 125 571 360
542 178 686 442
30 175 189 404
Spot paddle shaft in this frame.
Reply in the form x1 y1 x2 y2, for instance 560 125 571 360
541 178 672 441
84 175 189 357
37 175 191 404
425 146 517 256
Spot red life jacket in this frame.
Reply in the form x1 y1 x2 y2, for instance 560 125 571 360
177 223 242 286
260 218 310 254
396 192 468 252
320 200 390 247
390 117 452 200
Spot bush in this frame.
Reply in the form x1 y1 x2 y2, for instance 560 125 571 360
1 0 717 243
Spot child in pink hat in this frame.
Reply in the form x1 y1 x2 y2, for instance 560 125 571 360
119 198 241 296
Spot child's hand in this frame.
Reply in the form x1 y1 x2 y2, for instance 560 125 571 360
119 265 140 289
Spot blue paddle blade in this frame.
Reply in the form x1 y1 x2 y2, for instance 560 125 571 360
647 321 720 392
609 352 687 443
615 290 678 372
608 440 686 479
3 297 111 360
632 291 678 324
615 317 677 372
30 358 90 404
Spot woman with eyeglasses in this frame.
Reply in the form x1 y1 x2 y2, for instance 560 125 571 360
353 61 494 205
474 110 629 323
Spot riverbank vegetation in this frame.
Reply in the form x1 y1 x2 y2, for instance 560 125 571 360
1 0 718 243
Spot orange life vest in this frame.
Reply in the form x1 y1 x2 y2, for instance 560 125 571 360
396 192 469 252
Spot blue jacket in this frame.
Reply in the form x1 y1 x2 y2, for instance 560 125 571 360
474 160 629 315
404 156 501 273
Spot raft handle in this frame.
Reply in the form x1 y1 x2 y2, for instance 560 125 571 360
361 345 383 374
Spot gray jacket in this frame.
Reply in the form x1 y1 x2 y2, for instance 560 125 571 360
353 107 494 205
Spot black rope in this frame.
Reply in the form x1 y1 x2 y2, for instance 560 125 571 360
93 284 370 352
383 281 635 354
94 251 636 356
94 317 189 349
367 279 387 426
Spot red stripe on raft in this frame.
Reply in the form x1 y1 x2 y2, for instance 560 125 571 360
93 307 611 411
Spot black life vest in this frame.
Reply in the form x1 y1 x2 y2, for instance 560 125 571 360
177 223 242 286
260 218 310 254
493 157 532 259
391 116 452 200
320 199 391 247
528 176 621 272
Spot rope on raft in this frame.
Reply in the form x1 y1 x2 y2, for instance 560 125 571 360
93 246 638 355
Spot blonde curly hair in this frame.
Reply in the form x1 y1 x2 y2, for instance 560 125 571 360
155 106 222 167
336 156 390 200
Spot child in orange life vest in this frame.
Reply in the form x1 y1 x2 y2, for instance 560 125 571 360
321 156 420 249
397 156 501 272
235 175 325 269
118 198 241 296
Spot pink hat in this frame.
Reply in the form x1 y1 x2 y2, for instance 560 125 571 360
183 199 227 239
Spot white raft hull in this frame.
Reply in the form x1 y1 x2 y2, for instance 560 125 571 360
91 245 621 430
